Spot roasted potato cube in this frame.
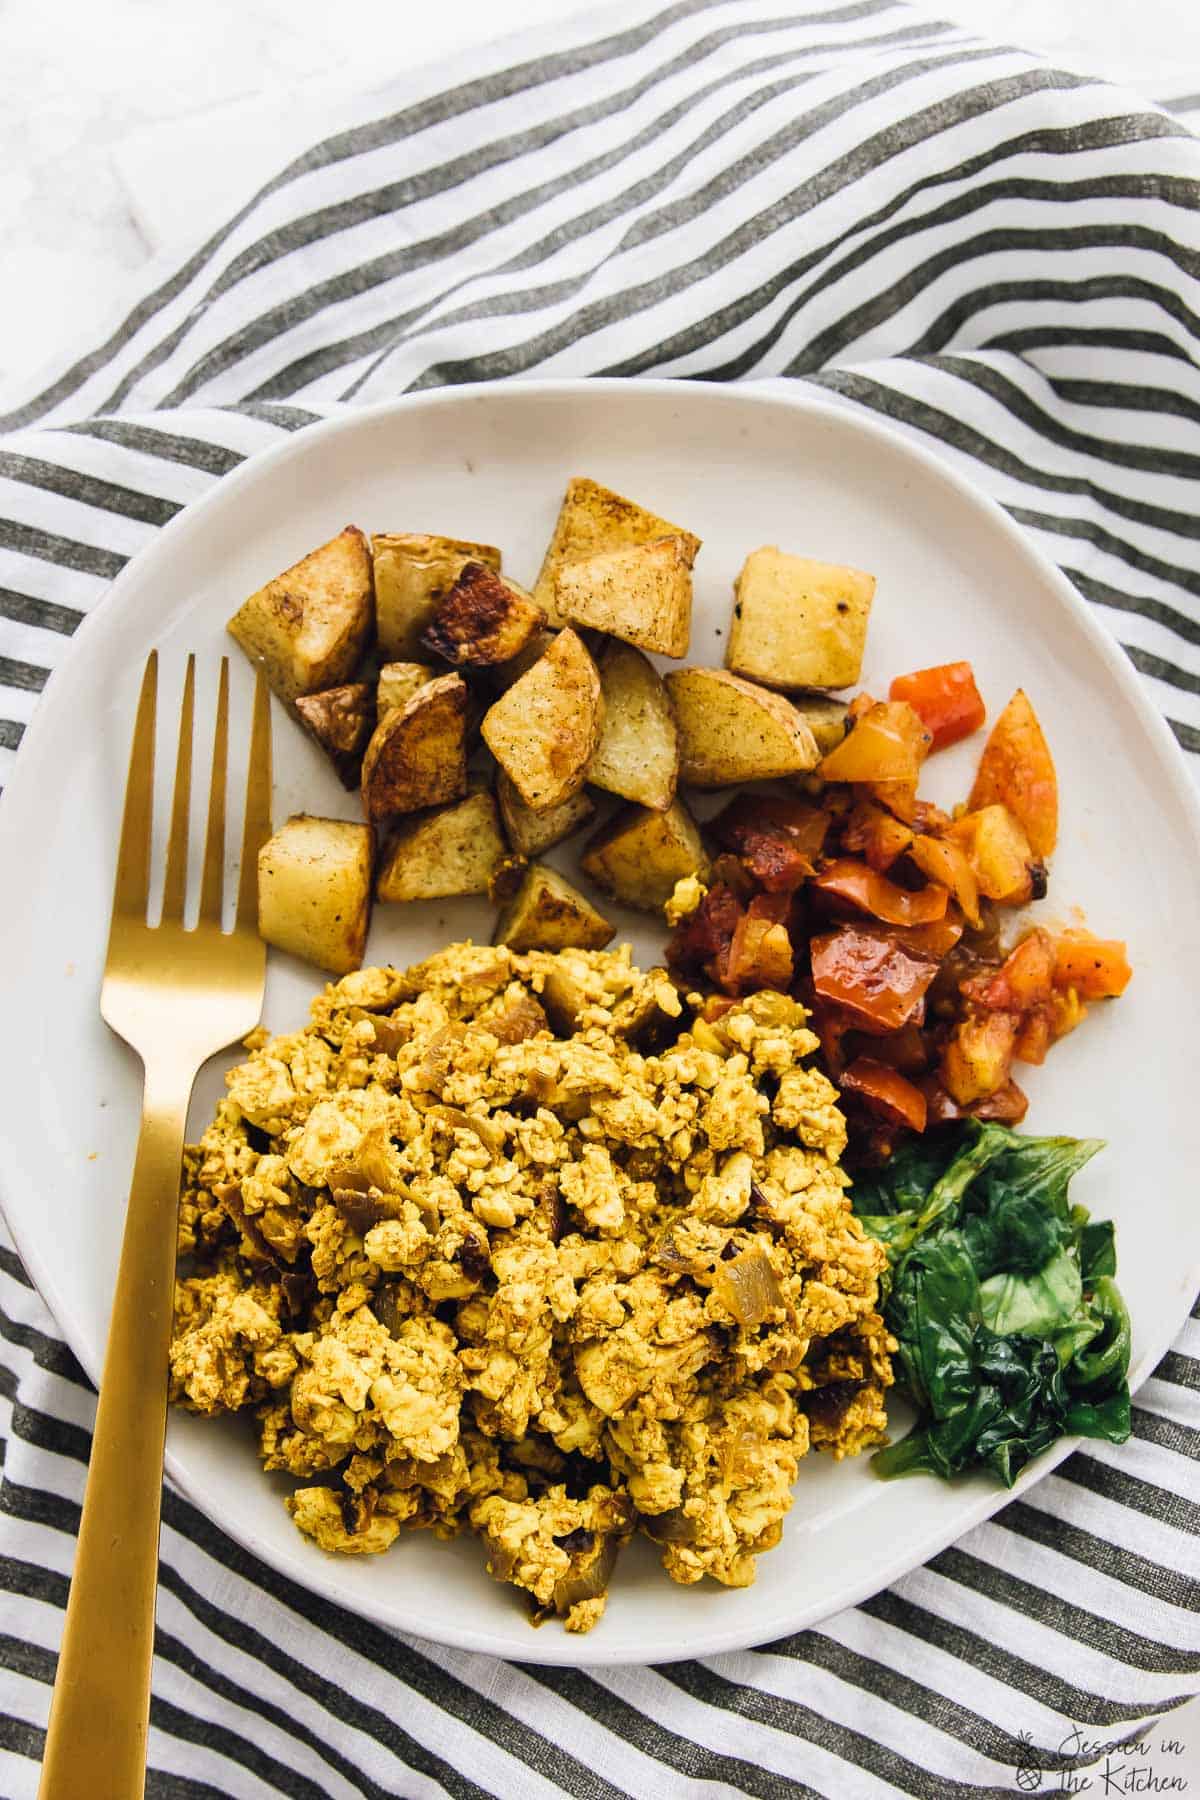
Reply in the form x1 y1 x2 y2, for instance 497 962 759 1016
942 1010 1018 1105
497 770 594 857
372 533 501 659
376 790 505 902
361 673 468 821
664 668 820 787
421 563 545 667
377 661 435 719
554 535 695 657
257 815 373 975
489 628 558 694
493 863 614 952
533 477 701 626
228 525 373 708
294 682 373 788
789 693 851 755
587 641 679 811
481 628 603 812
727 548 875 691
580 799 709 913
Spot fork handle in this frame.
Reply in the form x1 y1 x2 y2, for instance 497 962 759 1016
39 1064 193 1800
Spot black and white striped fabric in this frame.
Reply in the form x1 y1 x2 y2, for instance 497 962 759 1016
2 2 1198 1793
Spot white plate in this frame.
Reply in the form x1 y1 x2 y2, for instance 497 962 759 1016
3 380 1199 1668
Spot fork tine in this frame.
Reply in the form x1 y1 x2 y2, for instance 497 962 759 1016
160 654 196 924
110 652 158 922
198 658 230 925
236 671 272 929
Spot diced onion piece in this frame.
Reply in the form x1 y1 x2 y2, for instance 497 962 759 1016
713 1248 785 1325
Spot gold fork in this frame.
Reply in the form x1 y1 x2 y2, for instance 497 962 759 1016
38 651 271 1800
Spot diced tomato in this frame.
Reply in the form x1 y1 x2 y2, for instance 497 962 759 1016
709 792 829 894
1051 931 1131 999
969 688 1058 859
720 892 794 994
941 1009 1018 1105
810 857 948 926
840 1058 928 1132
969 928 1055 1013
889 661 986 752
667 883 742 974
810 927 939 1033
839 800 914 873
909 833 981 928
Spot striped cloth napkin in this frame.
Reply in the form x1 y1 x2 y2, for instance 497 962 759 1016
2 2 1198 1794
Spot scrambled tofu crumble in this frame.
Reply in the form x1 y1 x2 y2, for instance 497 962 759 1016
171 944 894 1632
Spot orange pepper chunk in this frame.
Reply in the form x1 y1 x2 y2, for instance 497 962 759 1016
909 833 981 928
1051 931 1131 999
889 661 985 752
810 856 948 926
969 687 1058 859
840 1058 928 1132
820 701 932 822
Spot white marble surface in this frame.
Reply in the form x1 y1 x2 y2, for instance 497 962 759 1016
1 0 1198 399
2 0 1199 1776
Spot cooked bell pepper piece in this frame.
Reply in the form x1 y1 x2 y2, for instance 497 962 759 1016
887 915 965 960
840 1058 928 1132
909 833 981 928
810 926 939 1033
839 799 914 873
819 701 932 822
810 857 948 926
969 687 1058 859
1051 930 1131 999
889 661 985 752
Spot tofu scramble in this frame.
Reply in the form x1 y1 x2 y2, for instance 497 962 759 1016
170 943 894 1632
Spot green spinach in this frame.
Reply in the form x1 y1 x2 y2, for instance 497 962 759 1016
854 1121 1131 1487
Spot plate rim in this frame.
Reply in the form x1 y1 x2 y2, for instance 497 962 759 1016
3 375 1198 1666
